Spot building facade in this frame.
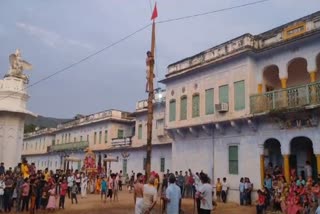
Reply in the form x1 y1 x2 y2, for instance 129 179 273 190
161 11 320 201
22 11 320 203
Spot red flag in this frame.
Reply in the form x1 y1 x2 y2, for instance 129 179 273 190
151 3 158 20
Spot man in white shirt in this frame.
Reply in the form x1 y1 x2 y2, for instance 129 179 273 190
198 174 213 214
142 176 157 214
221 177 229 203
163 174 181 214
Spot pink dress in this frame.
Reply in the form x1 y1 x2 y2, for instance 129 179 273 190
46 188 56 209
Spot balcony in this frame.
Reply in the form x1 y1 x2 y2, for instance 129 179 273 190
111 137 132 147
250 82 320 114
49 141 89 152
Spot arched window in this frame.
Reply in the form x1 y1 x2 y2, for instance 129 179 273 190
192 94 200 118
169 99 176 122
180 96 187 120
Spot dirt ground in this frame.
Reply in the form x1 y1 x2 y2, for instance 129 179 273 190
39 190 256 214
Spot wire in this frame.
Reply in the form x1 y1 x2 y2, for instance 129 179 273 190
157 0 270 24
0 23 151 101
0 0 270 101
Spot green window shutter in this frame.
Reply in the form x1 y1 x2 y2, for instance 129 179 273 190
219 85 229 103
118 129 124 138
123 159 127 175
138 124 142 139
192 94 200 118
104 130 108 143
94 132 97 144
99 131 102 144
169 100 176 122
180 96 187 120
229 146 239 174
234 80 245 111
160 158 165 172
205 89 214 115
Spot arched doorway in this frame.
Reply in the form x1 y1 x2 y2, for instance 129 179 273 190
263 65 281 92
264 138 282 170
287 57 309 87
290 137 317 180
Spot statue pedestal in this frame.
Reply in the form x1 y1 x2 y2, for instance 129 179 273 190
0 76 35 168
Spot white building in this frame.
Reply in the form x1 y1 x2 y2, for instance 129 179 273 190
22 94 172 176
160 11 320 202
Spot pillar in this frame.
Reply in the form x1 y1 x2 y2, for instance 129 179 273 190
280 78 287 89
310 71 317 83
283 154 290 183
258 144 265 188
316 155 320 178
258 83 263 94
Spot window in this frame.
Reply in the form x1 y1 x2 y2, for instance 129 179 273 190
192 94 200 118
205 88 214 115
138 124 142 139
99 131 102 144
160 158 165 172
234 80 245 111
87 135 89 142
94 132 97 144
55 161 57 167
68 133 71 142
104 130 108 143
169 99 176 122
52 139 55 146
123 159 128 175
180 96 187 120
74 137 76 142
229 146 239 174
35 142 37 150
143 158 147 170
219 85 229 103
118 129 124 138
156 119 164 129
80 136 83 142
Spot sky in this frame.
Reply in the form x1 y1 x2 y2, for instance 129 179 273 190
0 0 319 118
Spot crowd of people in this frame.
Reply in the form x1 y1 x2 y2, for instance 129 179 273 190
256 161 320 214
0 160 125 213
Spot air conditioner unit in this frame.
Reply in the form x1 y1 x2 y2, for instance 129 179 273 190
215 103 229 112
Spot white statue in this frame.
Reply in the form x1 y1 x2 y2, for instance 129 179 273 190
6 49 32 81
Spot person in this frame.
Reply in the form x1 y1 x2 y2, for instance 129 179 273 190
256 189 266 214
142 176 157 214
305 161 312 179
177 171 185 196
21 160 29 179
67 173 74 198
21 177 30 212
107 174 114 201
81 173 88 198
239 177 245 205
216 178 222 202
163 174 181 214
0 174 5 212
113 174 119 201
119 170 123 191
221 177 229 203
134 173 144 214
245 177 253 205
59 179 68 209
101 177 107 203
296 175 306 187
30 178 38 214
198 174 213 214
46 184 56 212
96 175 101 194
0 163 5 175
71 181 78 204
145 51 155 92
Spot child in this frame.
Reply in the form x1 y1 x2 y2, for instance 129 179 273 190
59 179 68 209
101 177 107 203
46 184 56 212
71 181 78 204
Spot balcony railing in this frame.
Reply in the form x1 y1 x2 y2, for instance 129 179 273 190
49 141 89 152
111 137 132 147
250 81 320 114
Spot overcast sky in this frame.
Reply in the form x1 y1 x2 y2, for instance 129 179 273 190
0 0 319 118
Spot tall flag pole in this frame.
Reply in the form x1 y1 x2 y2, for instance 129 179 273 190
145 2 158 181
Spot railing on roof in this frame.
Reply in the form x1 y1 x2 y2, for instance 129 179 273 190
250 82 320 114
49 141 89 152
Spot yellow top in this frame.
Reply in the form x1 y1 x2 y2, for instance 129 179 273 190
44 172 50 182
154 178 159 188
21 164 29 179
216 181 222 192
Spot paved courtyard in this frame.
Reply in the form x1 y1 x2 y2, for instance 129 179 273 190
50 190 256 214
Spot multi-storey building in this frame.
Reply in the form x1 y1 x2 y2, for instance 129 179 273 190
22 91 172 175
161 11 320 201
22 11 320 203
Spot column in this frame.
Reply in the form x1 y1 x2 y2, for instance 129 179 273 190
283 154 290 183
258 83 263 94
258 145 265 188
280 78 287 89
310 71 317 83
